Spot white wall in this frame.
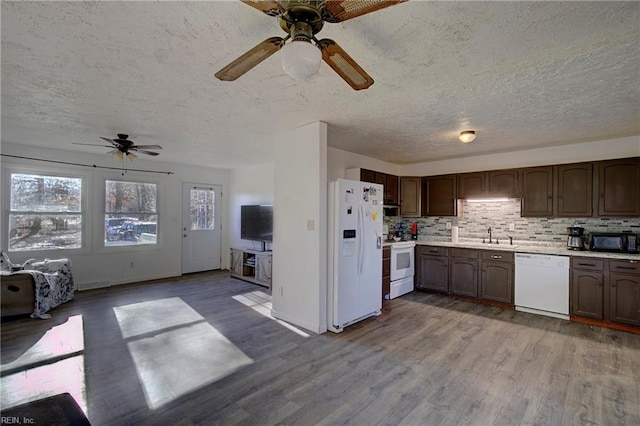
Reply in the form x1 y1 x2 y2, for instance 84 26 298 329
271 122 328 334
327 147 400 182
228 163 274 250
401 135 640 176
1 142 230 288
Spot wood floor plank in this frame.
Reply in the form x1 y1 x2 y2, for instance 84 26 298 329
2 271 639 425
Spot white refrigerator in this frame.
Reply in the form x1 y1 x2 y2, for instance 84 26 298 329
328 179 383 333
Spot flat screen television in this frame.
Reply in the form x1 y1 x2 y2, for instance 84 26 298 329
241 205 273 246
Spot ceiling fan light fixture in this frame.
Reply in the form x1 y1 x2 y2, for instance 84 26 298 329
113 150 125 161
459 130 476 143
126 152 137 161
280 40 322 81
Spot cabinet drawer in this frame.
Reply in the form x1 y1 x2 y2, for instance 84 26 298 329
419 246 449 256
481 251 514 262
571 257 605 271
609 259 640 275
450 248 480 259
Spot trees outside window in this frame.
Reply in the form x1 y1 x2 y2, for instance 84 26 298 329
105 180 158 246
9 173 83 251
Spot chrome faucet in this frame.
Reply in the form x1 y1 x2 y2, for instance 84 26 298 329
488 227 492 243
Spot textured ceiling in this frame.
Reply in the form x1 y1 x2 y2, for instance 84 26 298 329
2 1 639 169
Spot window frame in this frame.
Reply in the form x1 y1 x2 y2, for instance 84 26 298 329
3 165 90 256
99 174 162 252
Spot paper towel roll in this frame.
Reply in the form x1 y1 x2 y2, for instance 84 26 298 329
451 226 459 243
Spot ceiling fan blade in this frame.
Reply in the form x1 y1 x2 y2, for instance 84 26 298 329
132 149 160 156
240 0 285 17
72 143 113 147
132 144 163 150
321 0 407 23
215 37 285 81
317 39 374 90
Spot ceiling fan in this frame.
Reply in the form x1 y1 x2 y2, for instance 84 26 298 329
214 0 407 90
73 134 162 160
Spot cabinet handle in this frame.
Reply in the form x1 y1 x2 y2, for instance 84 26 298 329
578 263 596 266
615 266 637 270
492 255 502 259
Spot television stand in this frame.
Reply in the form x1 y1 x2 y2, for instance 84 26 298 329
230 248 272 289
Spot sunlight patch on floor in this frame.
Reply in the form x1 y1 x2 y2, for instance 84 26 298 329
0 315 87 413
232 291 310 338
114 297 254 410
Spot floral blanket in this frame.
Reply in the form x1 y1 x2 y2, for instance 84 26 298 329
1 258 75 319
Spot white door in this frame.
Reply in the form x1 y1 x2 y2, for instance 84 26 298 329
182 183 222 274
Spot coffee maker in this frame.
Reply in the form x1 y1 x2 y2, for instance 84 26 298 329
567 226 585 250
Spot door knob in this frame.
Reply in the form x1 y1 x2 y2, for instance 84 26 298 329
183 234 187 238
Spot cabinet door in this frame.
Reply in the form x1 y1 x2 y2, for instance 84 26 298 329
488 169 520 198
255 254 272 287
521 166 554 217
481 261 513 303
597 158 640 216
400 177 421 216
417 255 449 292
556 163 593 217
450 257 478 297
385 174 399 204
457 172 486 199
570 269 603 319
609 273 640 326
360 169 376 183
382 247 391 298
230 250 243 276
422 175 458 216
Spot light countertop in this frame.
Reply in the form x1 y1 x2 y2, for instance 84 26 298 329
414 240 640 260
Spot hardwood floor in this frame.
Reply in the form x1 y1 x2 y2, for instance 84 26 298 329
2 271 639 425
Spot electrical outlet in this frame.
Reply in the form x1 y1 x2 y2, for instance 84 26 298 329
446 222 452 230
307 220 315 231
508 223 515 231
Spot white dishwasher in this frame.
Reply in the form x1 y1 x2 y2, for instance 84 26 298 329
514 253 570 320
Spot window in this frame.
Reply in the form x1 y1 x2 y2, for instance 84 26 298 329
9 173 83 252
189 188 215 230
105 180 157 246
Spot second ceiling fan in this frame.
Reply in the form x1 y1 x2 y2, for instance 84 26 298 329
214 0 406 90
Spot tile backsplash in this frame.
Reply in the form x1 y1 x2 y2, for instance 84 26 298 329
385 199 640 246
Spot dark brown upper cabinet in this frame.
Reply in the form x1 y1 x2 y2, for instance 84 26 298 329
556 162 593 217
386 174 399 205
422 174 459 216
488 169 521 198
457 172 486 198
457 169 520 199
399 177 421 217
597 158 640 216
521 166 554 217
360 168 399 206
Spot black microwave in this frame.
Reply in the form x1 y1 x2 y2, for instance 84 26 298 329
589 232 639 253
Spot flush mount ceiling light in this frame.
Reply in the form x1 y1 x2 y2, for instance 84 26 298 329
459 130 476 143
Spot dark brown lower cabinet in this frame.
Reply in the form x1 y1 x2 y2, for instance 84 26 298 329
570 257 604 319
608 259 640 326
382 246 391 299
570 257 639 329
449 248 479 298
416 246 449 292
480 251 514 304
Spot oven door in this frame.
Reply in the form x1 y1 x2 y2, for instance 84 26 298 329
390 242 415 281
